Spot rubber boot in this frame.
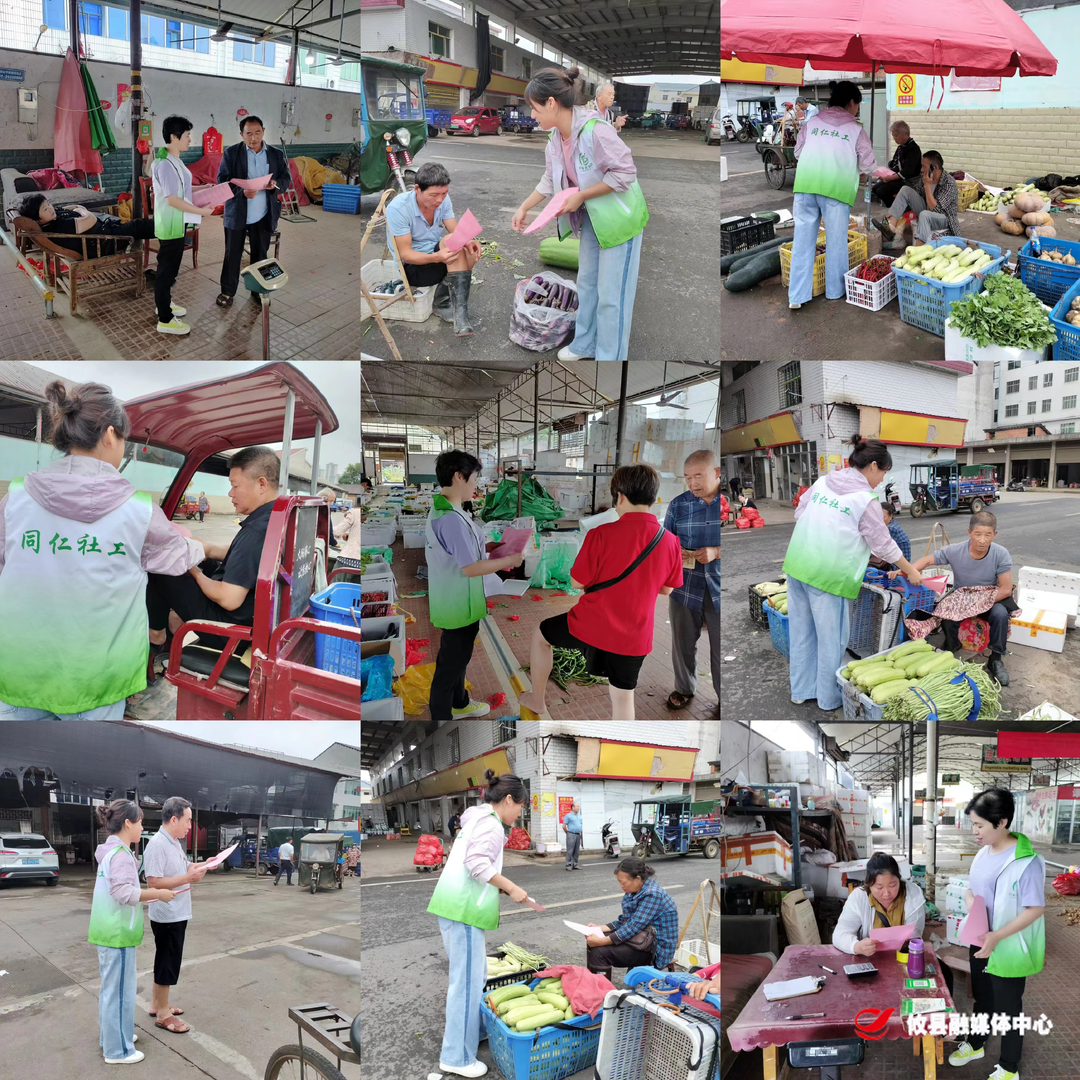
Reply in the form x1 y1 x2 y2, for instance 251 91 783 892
432 279 454 322
447 270 478 336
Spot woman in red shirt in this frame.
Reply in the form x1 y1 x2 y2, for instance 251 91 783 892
519 464 683 719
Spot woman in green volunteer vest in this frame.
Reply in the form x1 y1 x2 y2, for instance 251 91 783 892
781 436 924 711
89 800 177 1064
949 788 1046 1080
427 770 531 1077
511 65 649 362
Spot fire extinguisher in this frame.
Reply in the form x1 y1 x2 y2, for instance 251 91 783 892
202 125 222 154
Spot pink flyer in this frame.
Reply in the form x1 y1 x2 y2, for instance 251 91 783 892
444 209 483 252
231 174 274 191
191 182 235 207
524 187 579 234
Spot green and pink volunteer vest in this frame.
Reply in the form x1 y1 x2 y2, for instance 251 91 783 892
793 114 863 206
0 478 152 712
427 807 503 930
88 842 144 949
782 476 877 599
425 494 488 630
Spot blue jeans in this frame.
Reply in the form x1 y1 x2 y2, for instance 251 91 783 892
98 945 138 1060
788 192 852 304
275 859 294 884
568 216 643 361
786 574 851 711
437 915 487 1068
0 697 126 720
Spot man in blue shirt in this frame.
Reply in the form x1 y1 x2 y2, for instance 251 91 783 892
386 162 483 336
562 803 583 871
663 450 722 713
215 117 292 308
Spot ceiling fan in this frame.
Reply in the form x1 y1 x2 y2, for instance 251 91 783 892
656 363 690 409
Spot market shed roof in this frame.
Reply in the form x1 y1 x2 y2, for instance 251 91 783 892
361 361 721 439
362 719 437 771
0 722 347 818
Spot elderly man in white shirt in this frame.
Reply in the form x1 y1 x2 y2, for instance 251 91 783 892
143 797 215 1033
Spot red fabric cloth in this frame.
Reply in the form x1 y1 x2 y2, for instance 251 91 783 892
568 514 682 655
54 48 102 175
720 1 1057 77
26 168 80 190
288 160 311 205
187 151 223 185
534 965 613 1018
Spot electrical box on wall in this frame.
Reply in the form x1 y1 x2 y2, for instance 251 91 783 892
281 101 295 125
18 86 38 123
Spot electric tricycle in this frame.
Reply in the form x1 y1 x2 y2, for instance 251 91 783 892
360 54 429 195
299 833 347 893
630 799 723 859
908 460 999 518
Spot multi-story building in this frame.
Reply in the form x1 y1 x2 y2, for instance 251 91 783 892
368 721 720 851
313 743 363 827
720 361 973 505
994 360 1080 436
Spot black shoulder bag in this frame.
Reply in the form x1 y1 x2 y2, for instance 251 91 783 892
584 525 666 594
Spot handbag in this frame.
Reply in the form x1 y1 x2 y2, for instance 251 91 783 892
584 525 666 594
623 925 657 953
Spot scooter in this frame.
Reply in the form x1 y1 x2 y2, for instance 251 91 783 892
884 480 902 517
602 819 621 858
721 113 737 141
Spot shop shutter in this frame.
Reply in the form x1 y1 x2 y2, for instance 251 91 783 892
424 82 460 110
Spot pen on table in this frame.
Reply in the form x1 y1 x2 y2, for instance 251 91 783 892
786 1012 826 1020
819 965 836 974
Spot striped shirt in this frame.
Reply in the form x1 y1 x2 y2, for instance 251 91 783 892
663 489 722 612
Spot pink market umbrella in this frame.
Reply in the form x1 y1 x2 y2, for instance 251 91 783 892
54 48 102 176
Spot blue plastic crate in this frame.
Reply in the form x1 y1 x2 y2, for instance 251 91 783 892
1050 278 1080 361
311 582 361 679
1018 237 1080 306
481 978 602 1080
765 603 789 659
894 236 1007 337
322 183 361 214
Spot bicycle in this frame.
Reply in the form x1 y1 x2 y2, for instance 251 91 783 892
264 1002 360 1079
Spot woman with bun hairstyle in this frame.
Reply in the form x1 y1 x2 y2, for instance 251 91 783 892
89 799 177 1064
781 436 924 711
511 65 649 362
426 770 531 1078
0 381 206 719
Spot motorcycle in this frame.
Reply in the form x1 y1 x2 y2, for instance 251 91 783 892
884 480 902 516
721 113 737 140
382 128 418 195
602 818 621 859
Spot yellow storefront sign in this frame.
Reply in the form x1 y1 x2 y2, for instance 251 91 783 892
575 738 698 781
860 406 967 448
720 411 802 455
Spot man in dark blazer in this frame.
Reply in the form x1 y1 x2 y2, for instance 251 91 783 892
215 116 292 306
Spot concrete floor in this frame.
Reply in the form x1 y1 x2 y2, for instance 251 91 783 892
0 863 360 1079
361 128 721 361
718 140 1080 360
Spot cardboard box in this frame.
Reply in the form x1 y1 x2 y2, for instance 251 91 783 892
359 614 406 676
719 831 793 880
827 856 911 900
1017 566 1080 627
1015 586 1079 626
1009 606 1067 652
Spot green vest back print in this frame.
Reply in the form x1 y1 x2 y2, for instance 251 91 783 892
425 495 488 630
427 808 502 930
550 119 649 248
782 476 876 599
88 843 144 949
0 479 153 712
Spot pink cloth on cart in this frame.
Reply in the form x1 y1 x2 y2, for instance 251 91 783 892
534 965 613 1018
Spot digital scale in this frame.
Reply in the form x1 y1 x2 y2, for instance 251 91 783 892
241 258 290 359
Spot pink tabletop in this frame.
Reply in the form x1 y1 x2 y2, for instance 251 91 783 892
727 943 954 1052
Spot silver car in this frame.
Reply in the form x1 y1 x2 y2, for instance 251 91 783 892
707 107 724 146
0 832 59 887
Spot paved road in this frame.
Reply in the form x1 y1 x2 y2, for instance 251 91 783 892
359 849 720 1080
720 492 1080 721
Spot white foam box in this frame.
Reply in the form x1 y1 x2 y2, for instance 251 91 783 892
557 490 588 510
639 441 665 467
768 750 826 788
944 881 969 916
360 694 404 719
1017 566 1080 627
359 573 397 604
1008 605 1067 652
853 838 870 858
719 831 793 879
829 856 911 901
1015 586 1079 628
841 812 871 837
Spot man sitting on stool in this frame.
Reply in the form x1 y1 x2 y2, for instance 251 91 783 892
385 162 483 337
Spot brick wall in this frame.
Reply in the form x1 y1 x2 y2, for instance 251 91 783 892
890 108 1079 188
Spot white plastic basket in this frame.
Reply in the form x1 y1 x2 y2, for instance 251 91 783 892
359 524 396 548
360 259 435 322
844 256 898 311
672 937 721 971
402 521 426 549
594 989 717 1080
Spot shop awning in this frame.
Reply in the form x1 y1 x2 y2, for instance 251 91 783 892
720 411 803 455
998 731 1080 759
858 409 967 449
575 739 699 782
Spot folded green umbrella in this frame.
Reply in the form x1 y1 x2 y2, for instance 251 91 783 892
80 61 117 155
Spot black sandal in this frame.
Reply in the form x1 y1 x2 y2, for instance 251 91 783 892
216 293 233 307
666 691 694 710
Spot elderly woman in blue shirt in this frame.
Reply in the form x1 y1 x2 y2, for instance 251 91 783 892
663 449 722 711
585 858 680 980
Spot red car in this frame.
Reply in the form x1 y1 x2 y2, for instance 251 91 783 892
447 106 504 137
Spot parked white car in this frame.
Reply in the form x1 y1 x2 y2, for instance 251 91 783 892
0 832 59 887
707 107 724 146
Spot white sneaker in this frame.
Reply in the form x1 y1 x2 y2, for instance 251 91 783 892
104 1049 145 1064
439 1062 488 1078
451 700 491 717
557 346 593 360
948 1042 985 1067
789 302 802 309
133 1035 138 1043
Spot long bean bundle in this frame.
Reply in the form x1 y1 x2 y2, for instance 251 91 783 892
882 661 1002 723
499 941 551 969
523 648 608 691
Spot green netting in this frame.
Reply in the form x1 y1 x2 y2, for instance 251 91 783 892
481 477 565 525
529 538 581 590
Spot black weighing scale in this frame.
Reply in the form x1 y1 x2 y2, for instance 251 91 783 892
241 258 289 359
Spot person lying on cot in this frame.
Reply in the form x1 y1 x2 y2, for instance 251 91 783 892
18 192 158 258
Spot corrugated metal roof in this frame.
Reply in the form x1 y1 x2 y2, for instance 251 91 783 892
0 361 77 401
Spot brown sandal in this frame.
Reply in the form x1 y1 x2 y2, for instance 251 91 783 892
149 1007 183 1016
155 1012 190 1033
665 691 694 711
216 293 233 307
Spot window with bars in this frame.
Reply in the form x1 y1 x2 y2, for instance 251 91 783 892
1044 372 1054 387
1005 405 1019 417
1042 399 1052 412
449 728 460 764
560 429 585 456
778 361 802 407
494 718 517 745
993 410 998 423
1027 402 1037 415
1064 395 1078 410
1028 376 1038 391
1006 380 1020 394
491 45 504 72
521 58 531 79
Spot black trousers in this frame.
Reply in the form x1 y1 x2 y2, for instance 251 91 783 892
872 177 908 206
586 941 654 973
940 601 1011 655
274 858 294 885
429 621 479 719
967 945 1027 1072
220 215 272 297
155 236 188 322
146 558 250 651
198 511 205 522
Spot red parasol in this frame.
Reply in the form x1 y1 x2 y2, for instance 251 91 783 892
720 0 1058 77
54 48 102 175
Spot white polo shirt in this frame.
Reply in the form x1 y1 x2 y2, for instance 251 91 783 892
143 829 192 923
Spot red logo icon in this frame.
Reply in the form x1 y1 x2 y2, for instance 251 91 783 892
854 1007 895 1040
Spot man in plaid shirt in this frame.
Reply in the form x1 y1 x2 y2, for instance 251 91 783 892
873 148 961 246
662 450 722 712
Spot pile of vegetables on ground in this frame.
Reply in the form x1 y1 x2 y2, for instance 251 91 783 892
947 273 1057 352
851 256 895 282
971 182 1052 215
487 975 583 1031
841 640 1002 720
892 243 992 283
994 190 1056 239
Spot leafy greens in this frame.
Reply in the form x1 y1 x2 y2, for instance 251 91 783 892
947 274 1057 351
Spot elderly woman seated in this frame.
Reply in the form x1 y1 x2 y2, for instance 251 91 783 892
18 192 156 258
